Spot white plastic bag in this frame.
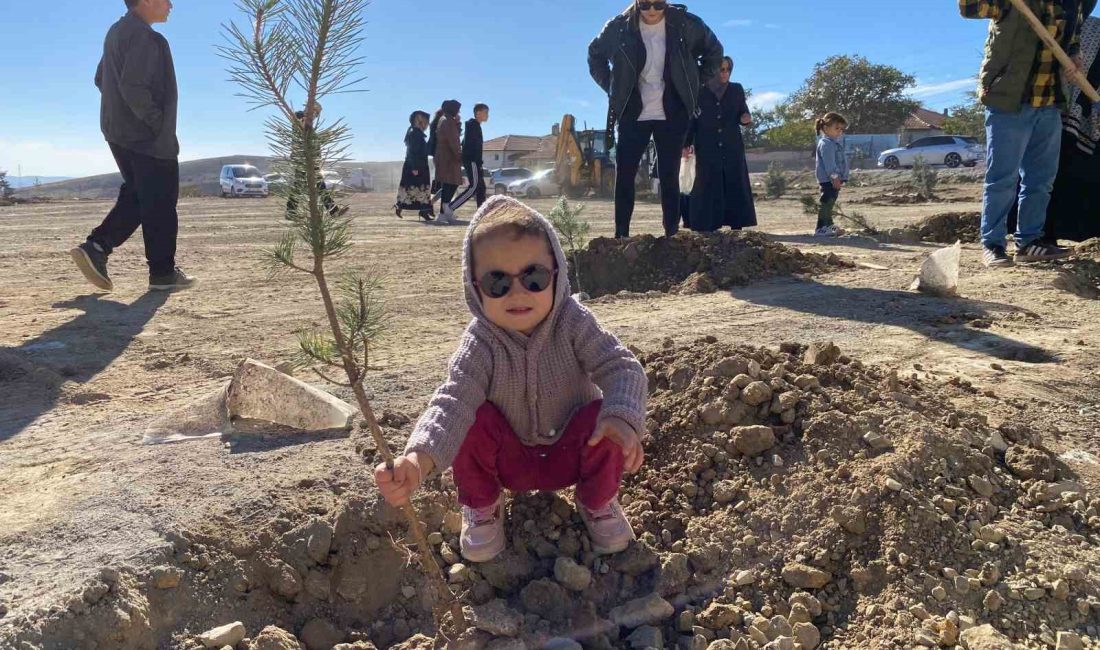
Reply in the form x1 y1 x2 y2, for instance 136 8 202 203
911 242 961 296
679 154 696 194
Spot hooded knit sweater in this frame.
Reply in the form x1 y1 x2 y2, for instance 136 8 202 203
404 195 649 471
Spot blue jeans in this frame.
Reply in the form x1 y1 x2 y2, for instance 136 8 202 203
981 105 1062 249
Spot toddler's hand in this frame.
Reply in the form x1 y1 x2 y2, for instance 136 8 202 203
832 178 843 191
374 453 428 507
589 417 645 474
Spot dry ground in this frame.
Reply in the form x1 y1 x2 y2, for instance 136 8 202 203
1 174 1098 647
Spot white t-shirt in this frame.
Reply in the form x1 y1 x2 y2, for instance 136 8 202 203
638 18 667 121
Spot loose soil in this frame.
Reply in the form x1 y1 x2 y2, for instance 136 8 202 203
873 212 982 245
575 232 850 298
2 172 1099 649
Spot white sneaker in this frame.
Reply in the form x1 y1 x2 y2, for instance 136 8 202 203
438 206 457 224
460 497 506 562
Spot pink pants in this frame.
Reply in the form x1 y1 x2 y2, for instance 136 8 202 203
452 400 624 510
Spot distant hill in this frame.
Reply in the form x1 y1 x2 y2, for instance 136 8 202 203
6 176 73 189
15 156 405 199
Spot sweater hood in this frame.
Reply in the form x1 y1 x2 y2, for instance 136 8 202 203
461 195 572 344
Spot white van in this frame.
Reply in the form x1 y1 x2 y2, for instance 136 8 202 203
219 164 269 198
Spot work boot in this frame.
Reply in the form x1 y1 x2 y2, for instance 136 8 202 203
579 496 634 555
149 267 197 291
70 241 113 291
460 496 506 563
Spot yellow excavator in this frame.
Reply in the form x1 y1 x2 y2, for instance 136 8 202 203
553 114 616 199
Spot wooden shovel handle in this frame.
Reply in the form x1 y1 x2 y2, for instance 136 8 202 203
1005 0 1100 103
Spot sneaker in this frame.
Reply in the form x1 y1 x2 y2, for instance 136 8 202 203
460 497 506 563
579 497 635 555
1015 240 1070 263
149 267 197 291
813 226 839 238
437 207 457 225
982 245 1013 267
70 241 113 291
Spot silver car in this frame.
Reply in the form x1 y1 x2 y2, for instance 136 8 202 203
508 169 558 198
219 164 269 198
878 136 984 170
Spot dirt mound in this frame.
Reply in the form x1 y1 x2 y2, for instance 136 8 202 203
851 191 931 206
575 232 850 298
1054 246 1100 299
912 211 982 244
874 212 981 245
11 340 1098 650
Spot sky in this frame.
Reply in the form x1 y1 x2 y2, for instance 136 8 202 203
0 0 1022 178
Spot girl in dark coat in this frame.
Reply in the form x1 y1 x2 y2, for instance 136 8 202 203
685 56 757 232
396 110 434 221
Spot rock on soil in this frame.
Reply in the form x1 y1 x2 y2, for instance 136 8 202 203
252 625 305 650
575 231 849 298
198 621 246 648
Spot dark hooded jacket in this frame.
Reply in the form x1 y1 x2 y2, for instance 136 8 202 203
588 3 723 120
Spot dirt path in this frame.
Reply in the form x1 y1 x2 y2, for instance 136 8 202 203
1 183 1097 647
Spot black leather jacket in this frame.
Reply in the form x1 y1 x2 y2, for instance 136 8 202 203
588 4 723 120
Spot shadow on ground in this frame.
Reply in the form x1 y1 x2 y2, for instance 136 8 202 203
729 278 1057 363
0 292 169 441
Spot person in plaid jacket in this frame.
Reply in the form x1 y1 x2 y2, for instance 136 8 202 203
960 0 1093 266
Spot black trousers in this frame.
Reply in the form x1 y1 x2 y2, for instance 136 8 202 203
440 183 459 205
614 116 689 238
88 143 178 276
451 162 486 210
817 182 840 229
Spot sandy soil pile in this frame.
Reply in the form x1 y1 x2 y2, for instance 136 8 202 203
10 339 1098 650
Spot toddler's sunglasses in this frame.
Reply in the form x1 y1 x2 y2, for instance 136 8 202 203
476 264 556 299
638 1 668 10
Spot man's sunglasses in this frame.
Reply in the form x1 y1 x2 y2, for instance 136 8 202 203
638 1 668 10
476 264 556 299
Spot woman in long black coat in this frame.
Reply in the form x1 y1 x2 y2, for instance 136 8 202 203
395 110 434 221
685 56 757 232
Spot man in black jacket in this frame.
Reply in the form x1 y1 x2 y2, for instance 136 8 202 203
70 0 195 292
589 1 723 238
451 103 490 213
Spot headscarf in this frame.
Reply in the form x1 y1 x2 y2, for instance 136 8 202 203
706 57 734 101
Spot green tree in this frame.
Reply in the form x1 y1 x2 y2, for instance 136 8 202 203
547 198 591 296
784 55 920 133
0 171 13 199
942 92 986 144
742 107 781 149
221 0 464 631
762 116 817 150
764 161 787 198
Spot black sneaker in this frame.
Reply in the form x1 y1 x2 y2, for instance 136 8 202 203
982 245 1013 267
70 241 113 291
1015 240 1070 263
149 267 197 291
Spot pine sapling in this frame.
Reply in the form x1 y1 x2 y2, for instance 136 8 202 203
221 0 465 632
911 156 939 201
547 197 591 296
764 161 787 199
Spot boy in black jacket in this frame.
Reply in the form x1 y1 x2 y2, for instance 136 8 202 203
451 103 490 212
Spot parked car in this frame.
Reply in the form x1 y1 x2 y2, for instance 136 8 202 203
490 167 532 195
878 136 984 170
320 169 345 190
220 164 269 198
508 168 558 199
264 172 286 188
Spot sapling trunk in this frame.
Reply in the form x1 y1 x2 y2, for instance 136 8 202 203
221 0 465 633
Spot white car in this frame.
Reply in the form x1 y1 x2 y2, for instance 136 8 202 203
508 169 558 199
878 136 984 170
320 170 345 190
219 164 269 198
